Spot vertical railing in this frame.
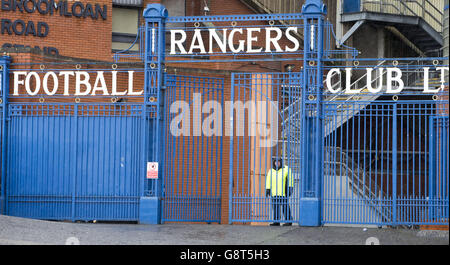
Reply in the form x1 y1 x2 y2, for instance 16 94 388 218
140 4 168 224
299 0 326 226
392 103 398 225
428 116 448 224
71 104 78 221
444 2 449 84
229 74 235 225
0 55 10 215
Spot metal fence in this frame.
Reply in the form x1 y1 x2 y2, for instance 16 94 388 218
229 67 449 226
230 72 303 224
2 62 148 221
6 104 144 220
1 2 448 226
445 2 449 83
323 100 448 225
162 74 224 223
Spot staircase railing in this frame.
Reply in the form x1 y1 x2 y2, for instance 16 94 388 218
323 60 387 138
280 60 386 148
400 59 444 89
281 69 341 126
325 147 393 223
360 0 444 33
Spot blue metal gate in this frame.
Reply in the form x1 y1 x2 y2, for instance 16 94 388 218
1 63 147 221
230 72 303 224
323 95 449 226
162 74 224 223
0 1 448 226
5 104 143 220
429 116 449 223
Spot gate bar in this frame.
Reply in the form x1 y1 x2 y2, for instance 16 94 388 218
0 55 11 215
139 3 169 224
229 74 235 224
299 0 327 226
392 104 398 226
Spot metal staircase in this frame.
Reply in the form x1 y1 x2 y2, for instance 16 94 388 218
278 61 389 222
324 147 393 223
279 60 387 146
324 61 387 137
341 0 444 54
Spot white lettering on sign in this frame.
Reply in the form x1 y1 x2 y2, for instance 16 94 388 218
169 27 302 55
12 70 142 96
325 67 449 94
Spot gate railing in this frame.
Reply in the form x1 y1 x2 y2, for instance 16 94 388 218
282 60 389 145
113 26 146 63
325 147 392 223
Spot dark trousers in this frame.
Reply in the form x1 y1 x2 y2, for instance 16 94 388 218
271 196 292 222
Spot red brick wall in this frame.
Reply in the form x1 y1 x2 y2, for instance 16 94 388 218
1 0 112 61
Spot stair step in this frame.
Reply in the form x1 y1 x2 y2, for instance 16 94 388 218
414 82 441 86
333 96 350 100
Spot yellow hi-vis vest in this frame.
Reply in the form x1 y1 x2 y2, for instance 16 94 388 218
265 166 294 197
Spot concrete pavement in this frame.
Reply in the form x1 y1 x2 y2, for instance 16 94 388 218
0 215 448 245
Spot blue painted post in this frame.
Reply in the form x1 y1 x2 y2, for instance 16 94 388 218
229 74 235 225
0 55 11 215
392 104 397 226
428 116 436 222
299 0 327 226
139 4 168 224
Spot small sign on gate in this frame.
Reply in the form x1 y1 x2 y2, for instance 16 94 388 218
147 162 158 179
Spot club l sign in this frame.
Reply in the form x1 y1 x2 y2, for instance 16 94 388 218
326 67 449 94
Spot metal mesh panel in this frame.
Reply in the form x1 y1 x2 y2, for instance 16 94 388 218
162 74 224 223
323 101 449 225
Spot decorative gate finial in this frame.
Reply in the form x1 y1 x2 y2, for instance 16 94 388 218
302 0 327 14
143 3 168 19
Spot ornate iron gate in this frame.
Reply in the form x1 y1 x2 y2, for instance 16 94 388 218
162 74 224 223
428 115 449 223
1 63 146 221
5 103 143 220
322 93 449 226
229 72 303 224
0 0 448 226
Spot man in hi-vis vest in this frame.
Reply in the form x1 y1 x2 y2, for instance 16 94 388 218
265 158 294 226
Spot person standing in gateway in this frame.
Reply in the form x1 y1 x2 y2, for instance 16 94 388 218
265 158 294 226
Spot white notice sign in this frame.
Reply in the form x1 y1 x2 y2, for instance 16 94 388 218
147 162 158 179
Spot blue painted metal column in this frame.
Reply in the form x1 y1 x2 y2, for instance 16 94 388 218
0 55 11 215
299 0 327 226
139 4 168 224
